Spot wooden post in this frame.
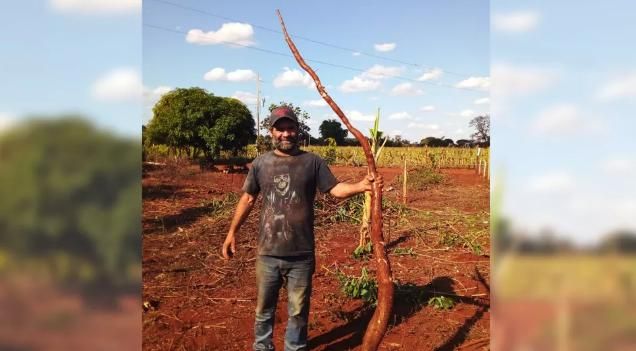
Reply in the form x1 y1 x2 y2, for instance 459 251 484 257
402 155 407 204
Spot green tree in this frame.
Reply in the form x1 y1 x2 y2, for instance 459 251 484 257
145 87 215 158
199 97 255 158
263 102 311 145
319 119 348 145
469 114 490 147
145 87 255 160
0 117 140 303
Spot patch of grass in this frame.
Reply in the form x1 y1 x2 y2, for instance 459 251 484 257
352 242 373 260
202 192 240 216
336 267 378 305
392 247 417 256
428 295 455 310
396 166 444 191
316 193 411 226
439 231 485 256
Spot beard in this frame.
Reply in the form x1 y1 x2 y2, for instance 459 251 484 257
272 135 298 151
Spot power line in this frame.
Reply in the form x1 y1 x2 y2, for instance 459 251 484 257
147 0 480 79
144 23 486 94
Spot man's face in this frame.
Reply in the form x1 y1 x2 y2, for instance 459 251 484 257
271 119 299 151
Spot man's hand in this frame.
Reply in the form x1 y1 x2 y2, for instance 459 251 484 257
222 192 257 260
360 173 384 192
330 173 384 199
221 234 236 259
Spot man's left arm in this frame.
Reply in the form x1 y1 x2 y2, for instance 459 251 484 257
329 174 383 199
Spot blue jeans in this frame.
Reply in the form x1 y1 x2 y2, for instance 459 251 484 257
253 255 315 351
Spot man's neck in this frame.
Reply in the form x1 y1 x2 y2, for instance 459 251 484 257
273 147 300 157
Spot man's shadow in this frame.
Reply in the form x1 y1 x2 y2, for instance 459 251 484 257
308 275 489 350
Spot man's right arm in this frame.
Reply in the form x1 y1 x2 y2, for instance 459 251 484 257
222 192 257 259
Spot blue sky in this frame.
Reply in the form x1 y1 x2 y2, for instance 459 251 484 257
3 1 632 246
0 0 141 136
143 0 490 142
491 0 636 244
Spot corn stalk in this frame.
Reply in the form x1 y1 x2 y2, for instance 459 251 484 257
359 109 387 250
277 10 394 351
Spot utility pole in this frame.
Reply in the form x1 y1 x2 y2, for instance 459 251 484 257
256 73 261 156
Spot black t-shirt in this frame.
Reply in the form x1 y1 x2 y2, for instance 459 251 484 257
242 150 338 256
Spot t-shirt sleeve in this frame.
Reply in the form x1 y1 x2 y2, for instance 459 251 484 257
242 158 261 195
316 156 339 193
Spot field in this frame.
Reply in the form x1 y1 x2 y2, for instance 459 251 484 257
142 156 490 350
145 145 490 170
493 255 636 351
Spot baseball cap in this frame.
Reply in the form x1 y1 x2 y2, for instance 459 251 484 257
269 106 298 128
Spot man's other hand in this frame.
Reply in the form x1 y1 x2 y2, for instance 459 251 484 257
221 234 236 259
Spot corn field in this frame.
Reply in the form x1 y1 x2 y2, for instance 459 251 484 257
145 144 489 170
300 146 489 169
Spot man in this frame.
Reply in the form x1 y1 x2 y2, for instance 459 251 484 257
221 106 382 351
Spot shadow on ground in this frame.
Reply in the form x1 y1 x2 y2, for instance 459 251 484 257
309 276 489 350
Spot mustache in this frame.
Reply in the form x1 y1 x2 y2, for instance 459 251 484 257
275 135 298 142
272 135 298 150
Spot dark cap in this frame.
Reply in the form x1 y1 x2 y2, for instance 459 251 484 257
269 106 298 128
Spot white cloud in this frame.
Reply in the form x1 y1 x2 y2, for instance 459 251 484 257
231 91 258 105
186 23 255 46
493 11 540 33
460 109 476 117
304 99 328 108
0 112 15 132
614 199 636 225
204 68 226 81
49 0 139 14
361 65 404 80
203 68 257 82
597 73 636 100
602 157 635 177
389 130 403 137
391 82 424 96
474 97 490 105
273 67 314 88
492 63 556 98
142 85 173 123
143 85 172 102
352 52 361 56
417 68 443 81
346 110 375 121
388 112 413 120
92 67 142 102
420 105 435 112
407 122 439 130
340 76 381 93
531 104 583 136
374 43 396 52
455 76 490 91
528 171 575 194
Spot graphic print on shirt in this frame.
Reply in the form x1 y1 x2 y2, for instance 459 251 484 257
262 172 299 250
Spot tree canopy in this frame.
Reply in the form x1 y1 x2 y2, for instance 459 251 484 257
0 117 140 302
319 119 348 145
419 136 455 147
145 87 255 159
469 114 490 147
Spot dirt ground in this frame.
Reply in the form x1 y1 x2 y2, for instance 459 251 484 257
0 276 140 351
142 161 490 350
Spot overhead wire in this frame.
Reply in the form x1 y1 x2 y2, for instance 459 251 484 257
144 23 486 94
147 0 483 79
